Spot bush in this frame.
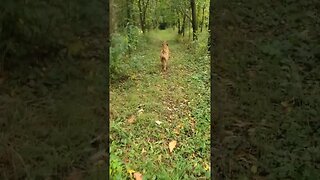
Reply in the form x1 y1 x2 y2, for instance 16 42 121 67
0 0 105 69
110 33 129 74
110 25 143 79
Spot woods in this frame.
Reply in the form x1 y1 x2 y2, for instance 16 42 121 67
110 0 209 42
0 0 105 71
110 0 210 78
110 0 211 179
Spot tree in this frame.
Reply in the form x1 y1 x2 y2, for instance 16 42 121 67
208 0 213 52
190 0 198 40
137 0 150 33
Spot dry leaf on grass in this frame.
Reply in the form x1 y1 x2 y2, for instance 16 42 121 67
155 120 162 125
133 172 143 180
251 165 258 174
204 162 210 171
127 115 136 124
137 108 144 115
89 150 107 164
169 140 177 153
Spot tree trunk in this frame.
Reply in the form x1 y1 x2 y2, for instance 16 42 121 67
138 0 150 33
200 6 205 32
190 0 198 40
177 17 181 34
127 0 133 54
126 0 132 25
188 17 191 39
208 0 213 52
182 13 186 36
138 0 145 33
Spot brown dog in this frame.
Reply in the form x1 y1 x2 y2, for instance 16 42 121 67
160 41 170 72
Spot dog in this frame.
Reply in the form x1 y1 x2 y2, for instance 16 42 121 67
160 41 170 72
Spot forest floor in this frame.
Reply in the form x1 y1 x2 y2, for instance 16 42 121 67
110 29 210 179
0 34 107 179
212 1 320 179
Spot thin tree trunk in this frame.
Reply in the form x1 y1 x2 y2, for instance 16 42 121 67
138 0 150 33
188 18 191 39
208 0 213 52
201 6 205 32
143 0 150 32
177 17 181 34
190 0 198 40
127 0 132 54
182 13 186 36
138 0 145 33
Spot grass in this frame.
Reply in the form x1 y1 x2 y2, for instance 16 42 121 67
110 29 210 179
0 34 107 179
213 0 320 179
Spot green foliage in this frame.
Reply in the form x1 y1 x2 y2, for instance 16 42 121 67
110 30 210 179
0 0 105 68
213 0 320 179
110 25 144 80
0 56 107 179
110 33 129 73
127 25 143 50
110 151 126 179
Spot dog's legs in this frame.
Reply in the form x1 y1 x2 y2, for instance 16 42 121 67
161 57 166 72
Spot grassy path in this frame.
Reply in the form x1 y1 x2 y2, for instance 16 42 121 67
110 30 210 179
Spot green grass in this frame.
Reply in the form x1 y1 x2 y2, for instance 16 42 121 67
110 29 210 179
213 0 320 179
0 35 107 179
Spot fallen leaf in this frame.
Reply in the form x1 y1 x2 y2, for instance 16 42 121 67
169 140 177 153
157 155 162 162
155 121 162 125
251 165 258 174
89 151 107 163
281 101 289 107
204 162 210 171
127 115 136 124
173 128 180 135
137 109 144 115
141 148 147 154
133 172 143 180
193 162 198 167
190 118 196 132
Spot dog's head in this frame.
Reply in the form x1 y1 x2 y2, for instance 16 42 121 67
162 41 168 47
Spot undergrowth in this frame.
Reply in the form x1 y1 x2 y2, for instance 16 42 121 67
110 29 210 179
213 0 320 179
